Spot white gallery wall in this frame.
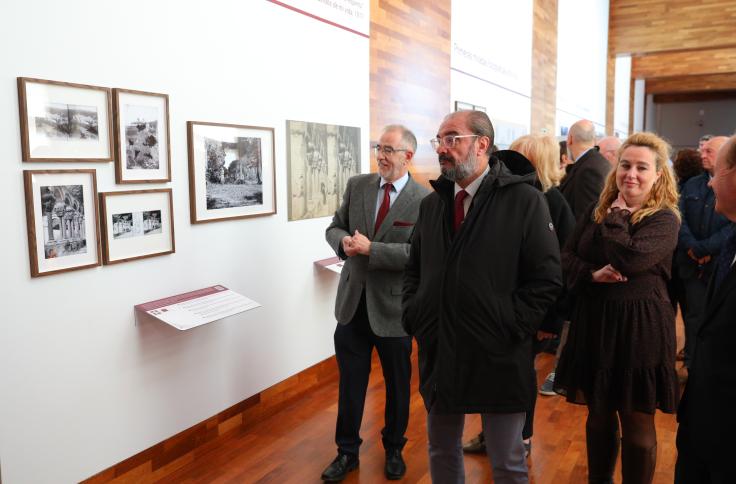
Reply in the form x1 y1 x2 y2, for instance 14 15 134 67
450 0 533 147
555 0 610 136
0 1 368 482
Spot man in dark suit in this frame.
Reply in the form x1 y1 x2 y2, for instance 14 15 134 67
322 125 428 482
559 119 612 219
676 134 736 484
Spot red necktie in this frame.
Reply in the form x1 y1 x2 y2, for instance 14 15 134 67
454 190 468 233
375 183 393 232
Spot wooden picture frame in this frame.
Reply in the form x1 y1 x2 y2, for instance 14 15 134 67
99 189 175 264
187 121 276 223
113 88 171 183
18 77 113 162
23 169 101 277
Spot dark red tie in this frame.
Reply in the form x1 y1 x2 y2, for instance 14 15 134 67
375 183 393 232
454 190 468 233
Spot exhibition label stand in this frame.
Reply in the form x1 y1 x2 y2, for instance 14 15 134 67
135 285 261 330
314 256 344 274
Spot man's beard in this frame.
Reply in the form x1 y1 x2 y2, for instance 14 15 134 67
440 148 479 182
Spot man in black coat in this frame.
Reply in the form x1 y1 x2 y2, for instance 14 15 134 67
676 135 736 484
402 111 562 483
559 119 611 219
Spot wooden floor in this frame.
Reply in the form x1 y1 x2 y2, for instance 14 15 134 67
159 344 684 483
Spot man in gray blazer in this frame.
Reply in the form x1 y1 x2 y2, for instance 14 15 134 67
322 124 428 482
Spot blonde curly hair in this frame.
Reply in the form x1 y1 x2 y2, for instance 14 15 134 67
509 134 564 193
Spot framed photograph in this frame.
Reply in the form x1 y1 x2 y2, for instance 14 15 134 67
99 189 175 264
23 170 101 277
286 120 360 221
113 89 171 183
454 100 486 112
18 77 113 162
187 121 276 223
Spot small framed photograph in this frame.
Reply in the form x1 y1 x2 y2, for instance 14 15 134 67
113 89 171 183
23 170 101 277
187 121 276 223
18 77 113 162
99 189 175 264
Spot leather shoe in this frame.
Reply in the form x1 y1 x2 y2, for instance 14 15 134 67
321 453 359 482
462 432 486 453
385 449 406 480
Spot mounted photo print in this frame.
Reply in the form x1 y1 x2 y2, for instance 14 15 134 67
187 121 276 223
17 77 113 162
286 120 360 221
23 170 101 277
113 89 171 183
99 189 175 264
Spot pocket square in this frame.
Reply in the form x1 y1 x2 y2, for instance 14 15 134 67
393 220 414 227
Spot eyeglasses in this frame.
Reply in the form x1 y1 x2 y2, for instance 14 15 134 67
373 145 408 156
429 134 479 150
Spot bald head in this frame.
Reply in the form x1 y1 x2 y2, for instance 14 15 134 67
597 136 622 166
567 120 597 160
702 135 729 173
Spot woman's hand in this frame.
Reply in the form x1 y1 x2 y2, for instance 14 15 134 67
591 264 627 283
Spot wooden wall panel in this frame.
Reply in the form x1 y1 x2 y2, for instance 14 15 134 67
633 47 736 79
530 0 558 135
370 0 451 186
646 73 736 94
610 0 736 55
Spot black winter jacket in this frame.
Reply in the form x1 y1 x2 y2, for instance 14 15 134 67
402 157 563 414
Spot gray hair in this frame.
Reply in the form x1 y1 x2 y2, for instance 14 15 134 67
383 124 417 153
445 110 495 154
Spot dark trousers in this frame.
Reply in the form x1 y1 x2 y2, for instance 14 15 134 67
682 277 707 367
675 422 730 484
333 294 412 456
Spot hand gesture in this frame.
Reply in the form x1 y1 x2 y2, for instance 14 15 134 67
351 230 372 256
591 264 627 283
342 235 358 257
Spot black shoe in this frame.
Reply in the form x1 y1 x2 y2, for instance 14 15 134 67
321 453 359 482
384 449 406 480
462 432 486 453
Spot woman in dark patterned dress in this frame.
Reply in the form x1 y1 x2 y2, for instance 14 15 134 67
554 132 681 484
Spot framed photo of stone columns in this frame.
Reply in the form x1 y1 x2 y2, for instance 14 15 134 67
23 170 101 277
113 89 171 183
187 121 276 223
17 77 113 162
99 188 175 264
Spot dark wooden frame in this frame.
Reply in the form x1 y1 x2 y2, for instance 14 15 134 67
112 88 172 183
187 121 277 224
23 169 101 277
17 77 114 162
99 188 176 265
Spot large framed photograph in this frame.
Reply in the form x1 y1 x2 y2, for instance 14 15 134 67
99 189 175 264
113 89 171 183
18 77 113 162
23 170 101 277
287 120 360 221
187 121 276 223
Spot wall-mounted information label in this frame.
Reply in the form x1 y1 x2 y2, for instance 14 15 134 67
135 285 261 330
315 256 344 274
270 0 369 37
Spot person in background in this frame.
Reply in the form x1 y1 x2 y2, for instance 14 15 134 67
323 125 428 482
676 136 734 370
559 140 572 171
555 132 681 483
675 134 736 484
698 134 713 153
597 136 623 167
462 134 575 458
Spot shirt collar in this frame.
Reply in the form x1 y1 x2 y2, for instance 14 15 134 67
455 165 490 198
381 171 409 193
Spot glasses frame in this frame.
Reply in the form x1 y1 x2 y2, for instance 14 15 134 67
430 134 480 150
373 144 408 156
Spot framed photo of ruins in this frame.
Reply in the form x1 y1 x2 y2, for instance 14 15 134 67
18 77 113 162
23 170 101 277
113 89 171 183
187 121 276 223
99 189 175 264
286 120 360 221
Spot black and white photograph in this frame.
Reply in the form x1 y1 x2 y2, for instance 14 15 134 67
18 78 112 162
187 121 275 223
35 103 99 140
100 189 175 264
113 89 171 183
40 184 87 258
287 120 360 221
23 170 101 277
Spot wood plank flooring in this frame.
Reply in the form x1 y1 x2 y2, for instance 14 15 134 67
157 345 682 483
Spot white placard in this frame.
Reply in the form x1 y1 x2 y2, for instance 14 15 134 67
271 0 369 36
